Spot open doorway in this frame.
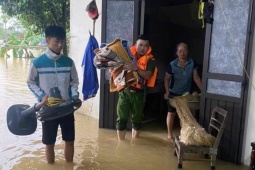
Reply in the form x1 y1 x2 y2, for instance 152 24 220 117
142 0 205 124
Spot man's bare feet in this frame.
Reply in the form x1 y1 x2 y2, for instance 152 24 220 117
167 136 174 143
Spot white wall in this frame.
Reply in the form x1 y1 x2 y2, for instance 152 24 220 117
70 0 102 119
242 24 255 165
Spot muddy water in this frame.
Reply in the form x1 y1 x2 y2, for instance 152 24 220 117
0 57 171 170
0 57 249 170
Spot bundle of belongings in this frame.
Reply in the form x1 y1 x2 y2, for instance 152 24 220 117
93 38 138 92
170 92 216 147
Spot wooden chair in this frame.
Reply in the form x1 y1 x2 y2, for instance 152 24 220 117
174 106 228 170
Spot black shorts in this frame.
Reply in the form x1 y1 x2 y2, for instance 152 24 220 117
42 113 75 145
167 92 182 112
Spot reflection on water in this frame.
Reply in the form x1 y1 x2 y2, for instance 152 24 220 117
0 57 44 169
0 57 249 170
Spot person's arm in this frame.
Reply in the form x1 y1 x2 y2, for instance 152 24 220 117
70 61 79 99
137 67 153 80
141 59 156 80
123 62 153 80
193 69 202 91
164 73 171 99
27 62 47 102
41 95 48 105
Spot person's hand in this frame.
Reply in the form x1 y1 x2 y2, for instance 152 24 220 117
164 92 169 100
41 95 48 106
109 67 114 73
123 63 138 71
73 98 82 108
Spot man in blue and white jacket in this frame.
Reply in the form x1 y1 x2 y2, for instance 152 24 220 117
27 25 79 164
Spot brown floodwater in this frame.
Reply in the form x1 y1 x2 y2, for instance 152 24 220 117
0 57 249 170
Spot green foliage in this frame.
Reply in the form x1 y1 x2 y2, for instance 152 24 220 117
0 0 70 34
0 0 70 57
0 30 45 58
0 46 9 57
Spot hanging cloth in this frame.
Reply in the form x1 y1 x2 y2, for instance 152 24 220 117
81 31 99 100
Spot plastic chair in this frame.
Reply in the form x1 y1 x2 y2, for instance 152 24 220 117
174 106 228 170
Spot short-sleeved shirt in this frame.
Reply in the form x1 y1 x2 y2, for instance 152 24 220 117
147 59 156 72
166 57 198 95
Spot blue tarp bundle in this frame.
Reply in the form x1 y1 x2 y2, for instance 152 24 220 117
81 32 99 100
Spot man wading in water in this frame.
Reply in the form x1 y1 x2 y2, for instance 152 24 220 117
27 25 80 163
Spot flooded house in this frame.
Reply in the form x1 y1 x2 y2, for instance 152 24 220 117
70 0 255 167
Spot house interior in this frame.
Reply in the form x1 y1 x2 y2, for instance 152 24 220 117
142 0 207 123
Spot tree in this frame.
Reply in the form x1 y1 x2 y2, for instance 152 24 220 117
0 12 11 40
0 0 70 55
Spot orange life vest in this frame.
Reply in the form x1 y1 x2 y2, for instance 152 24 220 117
130 46 158 89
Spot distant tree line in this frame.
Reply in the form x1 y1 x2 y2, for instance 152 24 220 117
0 0 69 34
0 0 70 56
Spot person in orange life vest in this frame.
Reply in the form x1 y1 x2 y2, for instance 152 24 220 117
117 34 157 140
164 42 202 142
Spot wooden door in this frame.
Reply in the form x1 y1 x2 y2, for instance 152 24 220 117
200 0 255 164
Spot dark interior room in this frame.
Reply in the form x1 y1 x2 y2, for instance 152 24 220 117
143 0 206 123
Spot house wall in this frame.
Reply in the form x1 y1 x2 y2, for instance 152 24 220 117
70 0 102 119
70 0 254 166
243 24 255 166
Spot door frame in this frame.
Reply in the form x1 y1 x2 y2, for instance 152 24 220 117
199 0 255 164
99 0 141 129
